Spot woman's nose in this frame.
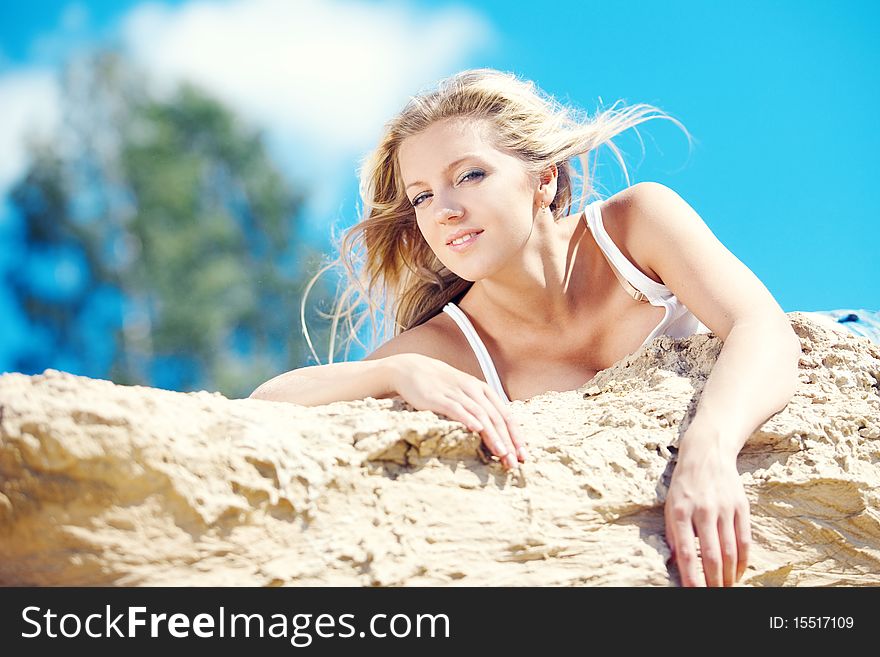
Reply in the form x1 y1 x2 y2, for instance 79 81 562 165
433 200 463 223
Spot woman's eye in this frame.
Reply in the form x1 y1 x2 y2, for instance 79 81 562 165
411 170 484 208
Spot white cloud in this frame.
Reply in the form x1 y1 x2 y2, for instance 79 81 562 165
0 70 61 194
120 0 497 217
0 0 496 223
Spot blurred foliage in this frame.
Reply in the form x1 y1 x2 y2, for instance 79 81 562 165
8 50 335 398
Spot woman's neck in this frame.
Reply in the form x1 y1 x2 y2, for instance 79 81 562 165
460 210 595 331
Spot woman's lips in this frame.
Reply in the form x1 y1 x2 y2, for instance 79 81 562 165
447 230 483 252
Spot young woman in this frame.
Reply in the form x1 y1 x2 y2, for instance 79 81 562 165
251 69 803 587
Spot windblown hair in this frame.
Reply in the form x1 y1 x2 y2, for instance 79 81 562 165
301 68 690 364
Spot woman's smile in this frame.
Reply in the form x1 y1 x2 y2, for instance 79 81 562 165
447 230 482 251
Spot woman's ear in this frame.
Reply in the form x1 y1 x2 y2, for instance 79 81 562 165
537 163 559 204
538 163 559 190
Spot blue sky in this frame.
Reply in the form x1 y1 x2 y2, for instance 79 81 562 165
1 0 878 375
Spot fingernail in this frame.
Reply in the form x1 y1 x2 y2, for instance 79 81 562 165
518 446 530 461
471 421 483 432
506 454 519 470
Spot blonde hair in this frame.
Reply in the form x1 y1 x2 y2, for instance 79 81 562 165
302 68 690 364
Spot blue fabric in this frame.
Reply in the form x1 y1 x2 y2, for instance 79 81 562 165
800 309 880 346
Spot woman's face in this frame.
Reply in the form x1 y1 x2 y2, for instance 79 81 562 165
397 118 539 281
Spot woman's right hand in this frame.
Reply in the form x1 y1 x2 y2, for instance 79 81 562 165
386 353 528 470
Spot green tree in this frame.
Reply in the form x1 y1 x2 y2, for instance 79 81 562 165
9 50 334 397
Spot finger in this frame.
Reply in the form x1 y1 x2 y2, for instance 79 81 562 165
718 512 738 587
479 388 519 470
665 528 676 560
482 390 529 461
667 506 701 587
509 419 529 462
694 510 722 587
734 503 752 582
456 395 514 467
482 385 527 468
502 416 528 462
446 398 488 435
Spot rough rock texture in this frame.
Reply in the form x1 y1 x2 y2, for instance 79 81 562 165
1 312 878 586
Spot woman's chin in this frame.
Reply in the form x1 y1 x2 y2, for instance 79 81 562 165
446 266 485 283
441 257 498 283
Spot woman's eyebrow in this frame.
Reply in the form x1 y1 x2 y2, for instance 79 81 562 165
405 154 484 190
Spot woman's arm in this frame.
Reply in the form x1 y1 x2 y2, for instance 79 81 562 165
682 318 800 459
670 319 799 586
616 182 801 586
250 318 452 404
251 327 527 470
251 320 454 404
249 358 398 405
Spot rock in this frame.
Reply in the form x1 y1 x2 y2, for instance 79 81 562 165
1 312 878 586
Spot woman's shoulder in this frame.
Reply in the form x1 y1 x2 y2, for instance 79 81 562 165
362 310 483 377
600 181 674 225
594 184 667 286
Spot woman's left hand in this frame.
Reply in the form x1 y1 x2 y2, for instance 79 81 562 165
664 443 751 587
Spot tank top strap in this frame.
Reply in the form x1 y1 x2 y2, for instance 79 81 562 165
441 302 510 403
583 200 671 305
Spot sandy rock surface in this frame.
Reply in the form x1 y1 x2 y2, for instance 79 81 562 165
1 312 878 586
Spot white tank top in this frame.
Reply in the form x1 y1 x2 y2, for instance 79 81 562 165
442 199 711 403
